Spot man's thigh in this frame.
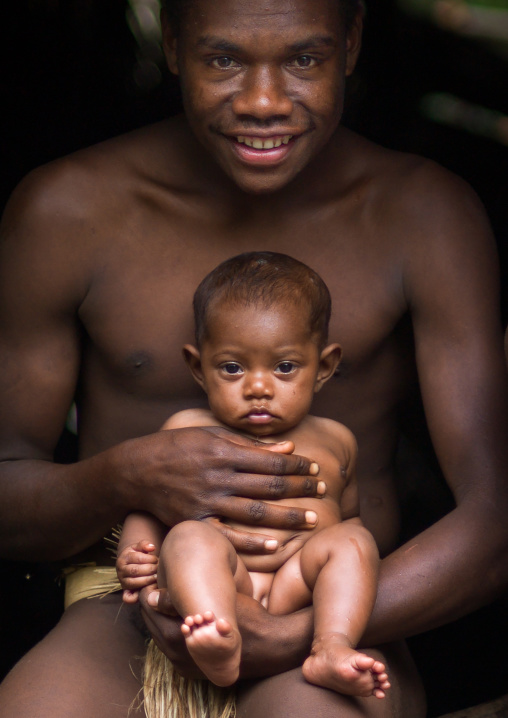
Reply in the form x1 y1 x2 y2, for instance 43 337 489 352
0 593 147 718
236 642 426 718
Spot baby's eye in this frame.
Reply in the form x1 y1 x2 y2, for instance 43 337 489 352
222 362 243 375
276 362 296 375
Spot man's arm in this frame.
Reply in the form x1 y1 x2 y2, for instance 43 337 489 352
0 165 322 561
140 164 508 674
364 164 508 644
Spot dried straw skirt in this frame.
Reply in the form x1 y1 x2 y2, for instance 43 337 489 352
64 566 236 718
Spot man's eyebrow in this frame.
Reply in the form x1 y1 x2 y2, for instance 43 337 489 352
196 36 242 53
287 36 337 52
195 35 337 54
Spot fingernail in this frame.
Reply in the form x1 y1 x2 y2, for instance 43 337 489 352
317 481 326 495
305 511 318 525
264 539 278 551
147 591 159 607
309 462 319 475
147 543 155 549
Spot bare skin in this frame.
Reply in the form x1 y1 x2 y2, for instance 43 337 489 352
118 325 388 697
0 0 507 716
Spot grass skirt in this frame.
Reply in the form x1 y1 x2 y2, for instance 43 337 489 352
64 565 236 718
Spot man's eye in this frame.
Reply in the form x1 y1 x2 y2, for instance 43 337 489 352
211 57 238 70
222 363 242 375
277 362 296 374
291 55 316 69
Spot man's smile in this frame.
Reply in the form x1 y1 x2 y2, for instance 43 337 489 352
226 133 301 166
236 135 293 149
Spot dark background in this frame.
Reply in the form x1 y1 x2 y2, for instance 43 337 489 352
1 1 507 715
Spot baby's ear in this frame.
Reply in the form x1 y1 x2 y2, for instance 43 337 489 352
315 343 342 392
182 345 206 389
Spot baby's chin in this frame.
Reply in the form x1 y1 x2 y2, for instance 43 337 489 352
219 417 280 440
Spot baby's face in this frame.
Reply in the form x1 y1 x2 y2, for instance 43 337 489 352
197 302 324 437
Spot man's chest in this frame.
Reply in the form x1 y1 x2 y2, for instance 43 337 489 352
77 218 408 416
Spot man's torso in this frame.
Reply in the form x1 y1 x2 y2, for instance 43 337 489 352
23 117 427 557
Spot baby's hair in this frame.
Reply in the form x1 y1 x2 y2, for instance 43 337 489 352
193 252 331 348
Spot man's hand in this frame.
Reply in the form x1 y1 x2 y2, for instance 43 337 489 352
139 587 314 679
118 427 324 554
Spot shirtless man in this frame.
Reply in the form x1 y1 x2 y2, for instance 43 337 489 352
0 0 507 717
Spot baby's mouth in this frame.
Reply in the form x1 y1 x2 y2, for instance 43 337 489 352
246 408 275 424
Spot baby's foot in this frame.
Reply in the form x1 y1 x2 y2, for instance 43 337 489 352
181 610 241 687
302 635 391 698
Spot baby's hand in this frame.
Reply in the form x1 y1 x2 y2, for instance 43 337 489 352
116 539 159 604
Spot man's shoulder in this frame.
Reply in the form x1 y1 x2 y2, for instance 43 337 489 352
0 118 197 269
338 129 493 272
345 129 485 222
11 121 168 206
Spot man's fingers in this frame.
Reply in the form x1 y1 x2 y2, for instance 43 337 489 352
234 446 318 478
207 428 318 477
143 587 180 616
227 473 325 500
217 497 319 530
138 588 204 677
208 518 279 554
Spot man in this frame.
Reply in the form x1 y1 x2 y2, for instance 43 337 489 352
0 0 507 716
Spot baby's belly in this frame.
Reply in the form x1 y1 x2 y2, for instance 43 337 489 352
227 497 340 573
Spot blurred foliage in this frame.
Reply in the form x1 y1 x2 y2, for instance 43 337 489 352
399 0 508 53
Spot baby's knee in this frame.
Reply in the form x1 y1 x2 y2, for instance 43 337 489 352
304 522 379 565
164 520 229 555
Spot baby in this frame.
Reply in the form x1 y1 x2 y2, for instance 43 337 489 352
116 251 390 699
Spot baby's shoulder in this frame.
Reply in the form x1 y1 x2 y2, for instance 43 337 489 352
161 408 219 431
304 416 357 459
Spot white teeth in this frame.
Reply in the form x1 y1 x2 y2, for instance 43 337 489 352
236 135 293 149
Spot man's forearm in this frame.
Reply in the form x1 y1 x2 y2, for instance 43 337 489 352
236 597 314 678
0 448 127 561
362 499 508 646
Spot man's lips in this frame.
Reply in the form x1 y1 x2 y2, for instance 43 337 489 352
236 134 293 150
225 133 301 166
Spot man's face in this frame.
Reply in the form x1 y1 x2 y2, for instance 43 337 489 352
187 302 333 437
163 0 361 194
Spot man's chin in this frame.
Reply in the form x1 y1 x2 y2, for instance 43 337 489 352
223 166 304 196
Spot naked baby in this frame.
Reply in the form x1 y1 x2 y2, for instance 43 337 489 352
116 251 390 699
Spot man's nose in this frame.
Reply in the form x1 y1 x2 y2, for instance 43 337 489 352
232 66 293 121
244 372 274 398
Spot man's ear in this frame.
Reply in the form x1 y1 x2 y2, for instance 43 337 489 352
315 343 342 393
345 8 363 77
160 8 179 75
183 345 206 389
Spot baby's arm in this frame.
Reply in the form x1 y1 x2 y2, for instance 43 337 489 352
116 512 167 603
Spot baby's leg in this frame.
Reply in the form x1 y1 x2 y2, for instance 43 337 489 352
300 523 390 698
157 520 249 687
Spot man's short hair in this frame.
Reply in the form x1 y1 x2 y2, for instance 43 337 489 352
193 251 332 349
162 0 364 35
